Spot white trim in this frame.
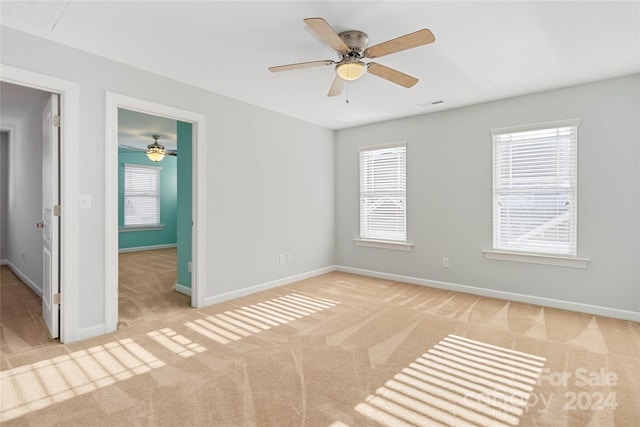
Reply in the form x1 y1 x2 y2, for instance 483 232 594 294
106 92 207 335
175 283 192 296
118 226 165 232
4 260 42 298
118 243 177 253
1 64 80 343
354 238 413 251
123 163 162 170
77 324 106 341
204 266 335 306
0 259 7 265
491 117 582 135
335 265 639 322
483 250 590 269
358 140 406 152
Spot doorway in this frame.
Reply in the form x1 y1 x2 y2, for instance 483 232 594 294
105 93 207 334
0 82 59 348
116 108 191 328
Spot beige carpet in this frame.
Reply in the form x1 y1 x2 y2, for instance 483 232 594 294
117 248 190 330
0 266 55 353
1 267 639 425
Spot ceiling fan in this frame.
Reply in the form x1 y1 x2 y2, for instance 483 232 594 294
120 135 177 161
268 17 435 97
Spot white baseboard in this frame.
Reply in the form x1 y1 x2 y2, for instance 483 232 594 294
77 323 106 341
336 265 640 322
118 243 177 253
204 266 335 306
0 258 7 265
5 261 42 298
175 282 191 296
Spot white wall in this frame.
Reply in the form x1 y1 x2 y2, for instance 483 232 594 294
336 74 640 316
0 97 47 293
1 27 335 334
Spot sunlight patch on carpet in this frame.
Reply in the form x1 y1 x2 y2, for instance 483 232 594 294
0 338 164 422
186 293 339 344
355 334 546 426
147 328 207 358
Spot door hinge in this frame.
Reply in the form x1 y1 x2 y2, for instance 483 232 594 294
53 205 61 216
53 115 61 128
53 293 61 305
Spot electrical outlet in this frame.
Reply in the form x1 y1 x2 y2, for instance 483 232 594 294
279 254 286 265
442 257 450 268
287 253 293 263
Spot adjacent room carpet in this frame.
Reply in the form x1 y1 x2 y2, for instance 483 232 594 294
1 267 639 425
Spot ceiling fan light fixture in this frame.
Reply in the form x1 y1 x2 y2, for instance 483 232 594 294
336 60 366 81
146 135 166 162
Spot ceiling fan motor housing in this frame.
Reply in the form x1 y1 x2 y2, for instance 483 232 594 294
338 30 369 57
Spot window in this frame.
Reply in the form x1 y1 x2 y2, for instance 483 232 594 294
491 119 579 257
359 142 407 242
124 164 161 227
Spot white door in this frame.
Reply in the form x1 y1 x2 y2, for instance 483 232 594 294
41 94 60 338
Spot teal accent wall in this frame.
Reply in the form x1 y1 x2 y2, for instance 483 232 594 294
118 149 178 249
176 121 193 289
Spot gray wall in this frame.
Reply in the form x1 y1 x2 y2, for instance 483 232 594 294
0 132 8 261
0 97 47 292
1 26 336 333
336 74 640 314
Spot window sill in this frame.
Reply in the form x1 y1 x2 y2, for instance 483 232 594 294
354 239 413 251
482 250 590 269
119 225 164 232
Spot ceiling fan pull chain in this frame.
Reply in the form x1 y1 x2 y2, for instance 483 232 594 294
346 81 350 104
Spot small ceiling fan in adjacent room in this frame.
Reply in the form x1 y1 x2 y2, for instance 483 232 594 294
120 135 177 162
268 17 436 97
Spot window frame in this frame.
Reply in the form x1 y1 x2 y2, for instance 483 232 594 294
355 141 412 251
486 118 589 268
123 163 162 228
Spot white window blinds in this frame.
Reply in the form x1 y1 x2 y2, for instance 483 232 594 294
492 119 579 256
124 164 161 227
359 142 406 242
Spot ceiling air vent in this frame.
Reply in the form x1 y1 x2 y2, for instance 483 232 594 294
417 100 444 107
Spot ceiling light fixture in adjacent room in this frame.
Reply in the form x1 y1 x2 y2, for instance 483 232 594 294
146 135 166 162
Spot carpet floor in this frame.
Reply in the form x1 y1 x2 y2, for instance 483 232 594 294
1 261 639 425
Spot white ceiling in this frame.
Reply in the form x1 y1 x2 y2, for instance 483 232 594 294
2 1 639 130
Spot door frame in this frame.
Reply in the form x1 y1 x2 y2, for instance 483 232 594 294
105 93 207 333
0 64 80 343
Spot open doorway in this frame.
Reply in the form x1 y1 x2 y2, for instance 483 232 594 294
2 65 84 344
116 108 191 328
0 82 59 351
105 92 206 334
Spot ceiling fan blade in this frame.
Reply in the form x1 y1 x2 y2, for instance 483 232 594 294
327 76 346 97
365 29 435 59
367 63 419 88
268 60 335 73
119 145 145 151
119 145 178 156
303 17 350 54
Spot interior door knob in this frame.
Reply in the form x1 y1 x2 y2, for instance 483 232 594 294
36 222 44 229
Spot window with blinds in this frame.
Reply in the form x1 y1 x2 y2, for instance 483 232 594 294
491 119 579 256
359 142 407 242
124 164 161 227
